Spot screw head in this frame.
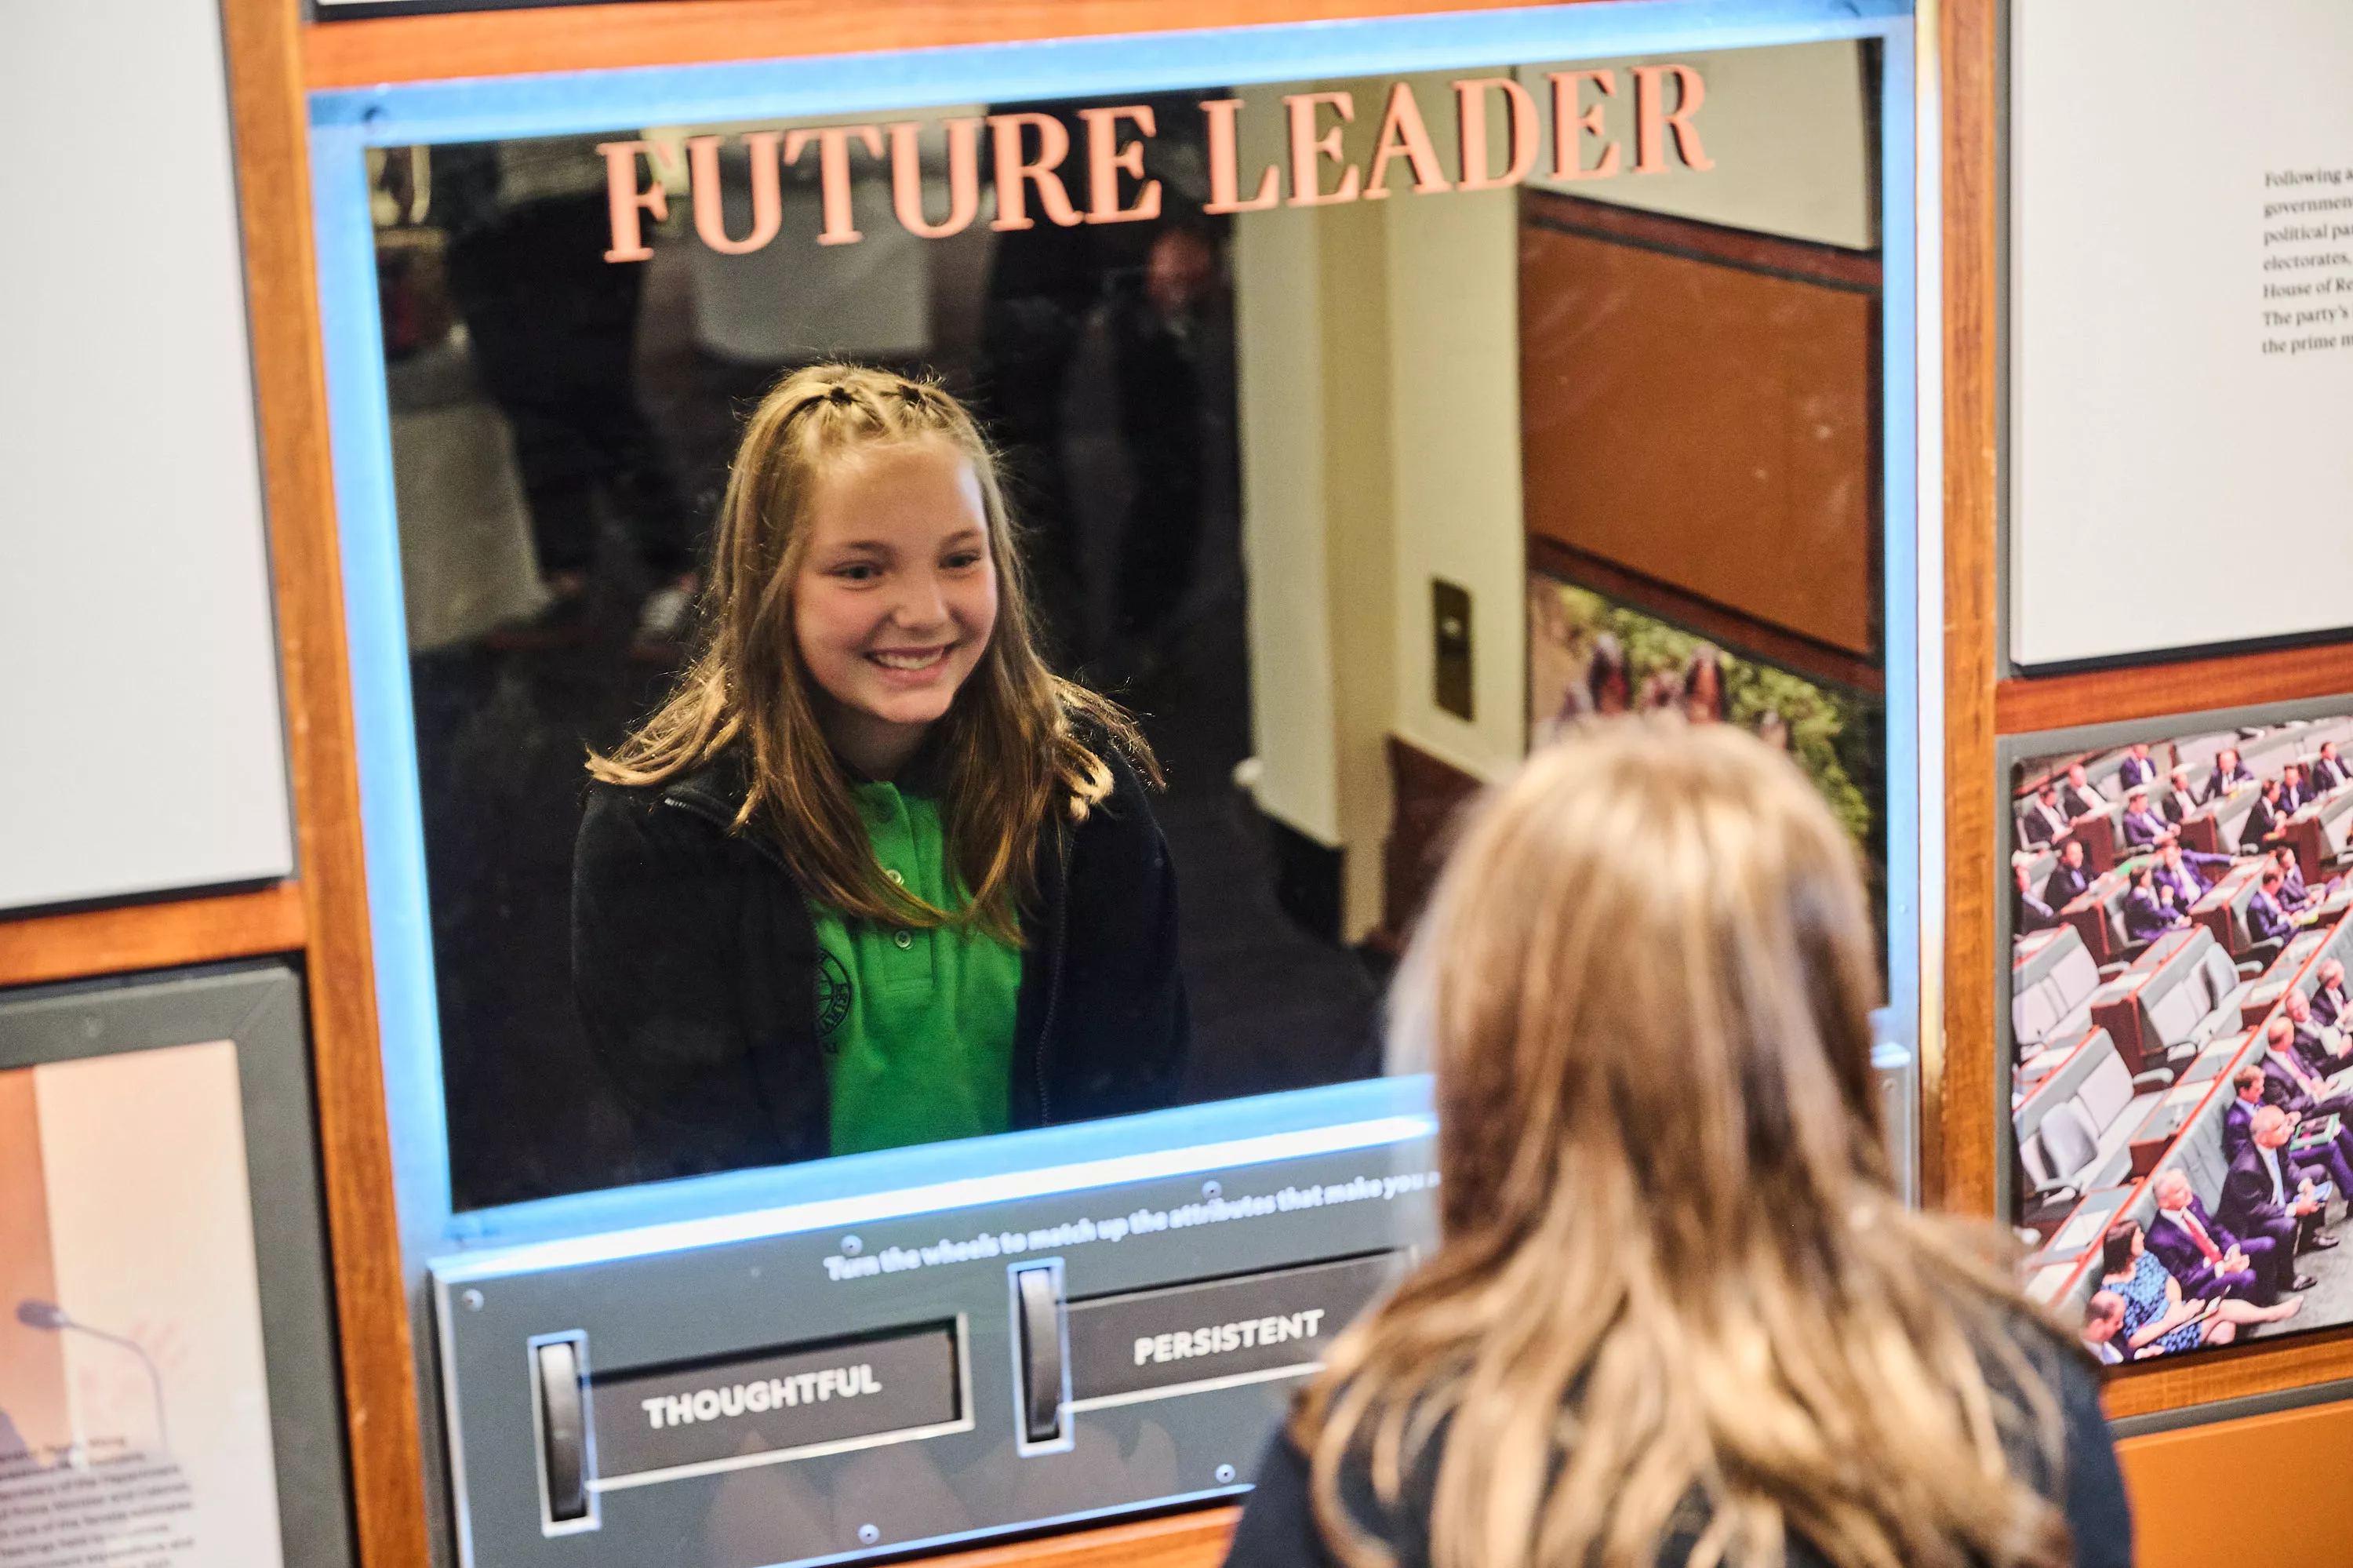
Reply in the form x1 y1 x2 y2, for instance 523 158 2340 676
1202 1180 1222 1199
460 1289 484 1312
856 1523 881 1545
1214 1463 1238 1485
841 1235 864 1257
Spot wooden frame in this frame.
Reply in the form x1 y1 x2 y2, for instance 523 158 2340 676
0 0 2303 1559
1942 0 2353 1422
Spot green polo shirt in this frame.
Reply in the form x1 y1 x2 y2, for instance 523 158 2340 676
811 780 1023 1156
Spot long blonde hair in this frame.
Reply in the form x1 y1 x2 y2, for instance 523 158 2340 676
1300 719 2070 1568
589 364 1152 942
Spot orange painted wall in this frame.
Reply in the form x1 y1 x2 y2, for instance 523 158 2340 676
2118 1398 2353 1567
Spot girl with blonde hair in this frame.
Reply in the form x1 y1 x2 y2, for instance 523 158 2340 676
1227 719 2127 1568
573 365 1186 1177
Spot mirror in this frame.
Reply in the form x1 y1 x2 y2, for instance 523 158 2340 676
362 41 1889 1209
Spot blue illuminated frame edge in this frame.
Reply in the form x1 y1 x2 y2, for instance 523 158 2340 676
306 0 1929 1277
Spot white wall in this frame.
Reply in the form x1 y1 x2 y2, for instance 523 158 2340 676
0 0 293 912
2011 0 2353 668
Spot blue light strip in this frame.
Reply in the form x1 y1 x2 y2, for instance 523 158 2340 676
311 0 1909 144
1877 19 1926 1101
307 0 1923 1280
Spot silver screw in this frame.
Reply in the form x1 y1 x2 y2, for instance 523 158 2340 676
841 1235 864 1257
856 1523 880 1544
1202 1180 1222 1199
460 1290 483 1312
1214 1463 1237 1484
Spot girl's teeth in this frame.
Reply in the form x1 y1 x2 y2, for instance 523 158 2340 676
873 649 944 670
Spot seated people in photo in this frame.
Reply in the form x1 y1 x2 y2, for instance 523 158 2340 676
2272 841 2340 907
2240 777 2289 850
2118 787 2172 849
2202 745 2254 802
2122 863 2188 945
2095 1219 2297 1361
2042 837 2094 908
2017 780 2072 849
1225 720 2133 1568
2282 986 2349 1073
2162 766 2200 826
2056 760 2108 820
2280 761 2315 815
2314 958 2353 1028
2220 1103 2338 1268
2246 864 2300 955
2013 859 2057 935
2079 1291 2129 1365
2148 1168 2282 1305
2235 1039 2353 1216
573 366 1186 1178
2116 741 2159 794
2151 839 2228 911
2316 740 2351 794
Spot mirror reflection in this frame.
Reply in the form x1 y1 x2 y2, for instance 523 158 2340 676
365 43 1887 1207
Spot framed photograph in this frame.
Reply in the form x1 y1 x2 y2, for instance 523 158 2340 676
0 962 353 1568
2003 701 2353 1371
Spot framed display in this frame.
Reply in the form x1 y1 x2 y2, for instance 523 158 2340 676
2002 700 2353 1388
301 0 1933 1559
0 962 353 1568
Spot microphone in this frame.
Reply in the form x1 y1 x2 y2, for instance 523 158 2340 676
15 1301 169 1455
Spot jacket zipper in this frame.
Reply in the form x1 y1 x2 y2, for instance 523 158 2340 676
1035 821 1071 1126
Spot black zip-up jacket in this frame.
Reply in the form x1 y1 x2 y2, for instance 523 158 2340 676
571 743 1188 1181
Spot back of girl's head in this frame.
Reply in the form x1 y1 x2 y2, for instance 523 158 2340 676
1306 718 2070 1568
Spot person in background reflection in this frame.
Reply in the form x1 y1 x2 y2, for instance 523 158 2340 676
1754 707 1791 753
573 367 1186 1179
1226 720 2133 1568
2247 865 2297 954
2221 1104 2336 1268
2282 987 2348 1074
2152 838 2227 910
2116 742 2159 793
2241 777 2289 849
1587 633 1632 718
1678 646 1727 724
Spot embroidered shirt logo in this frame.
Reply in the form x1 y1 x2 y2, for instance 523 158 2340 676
815 951 853 1050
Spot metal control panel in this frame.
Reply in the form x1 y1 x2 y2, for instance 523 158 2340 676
434 1120 1437 1568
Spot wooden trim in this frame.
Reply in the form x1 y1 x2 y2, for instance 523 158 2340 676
1937 0 2000 1218
1529 537 1886 697
925 1509 1239 1568
0 885 307 991
218 2 431 1564
304 0 1609 89
1522 186 1884 291
1997 643 2353 736
2104 1322 2353 1421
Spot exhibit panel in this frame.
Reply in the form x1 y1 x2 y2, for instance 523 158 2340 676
2009 0 2353 671
293 2 1928 1563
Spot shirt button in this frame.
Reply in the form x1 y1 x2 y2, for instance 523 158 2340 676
894 931 913 949
886 869 904 886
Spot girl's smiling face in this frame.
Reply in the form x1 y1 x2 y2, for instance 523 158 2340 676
792 437 998 777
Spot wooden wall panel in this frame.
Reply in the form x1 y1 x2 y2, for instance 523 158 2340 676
1519 206 1878 660
220 2 431 1565
0 885 306 991
1939 0 2000 1220
304 0 1602 89
2118 1398 2353 1568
